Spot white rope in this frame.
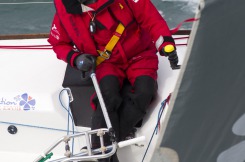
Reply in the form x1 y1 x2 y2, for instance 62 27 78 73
0 2 53 5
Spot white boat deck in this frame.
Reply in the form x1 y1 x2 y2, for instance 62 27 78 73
0 36 188 162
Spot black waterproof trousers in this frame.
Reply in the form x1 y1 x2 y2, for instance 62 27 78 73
91 75 157 162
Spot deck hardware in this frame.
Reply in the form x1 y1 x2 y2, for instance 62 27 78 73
8 125 17 134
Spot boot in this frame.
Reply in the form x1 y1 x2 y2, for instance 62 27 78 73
91 106 120 162
91 105 109 149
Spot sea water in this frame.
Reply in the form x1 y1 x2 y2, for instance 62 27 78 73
0 0 199 35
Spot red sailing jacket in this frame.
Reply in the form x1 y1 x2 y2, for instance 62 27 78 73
48 0 175 67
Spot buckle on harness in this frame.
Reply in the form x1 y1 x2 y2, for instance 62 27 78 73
100 50 111 60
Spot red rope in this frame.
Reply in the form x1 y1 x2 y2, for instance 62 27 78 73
174 36 189 40
171 18 199 34
176 43 188 46
157 93 171 132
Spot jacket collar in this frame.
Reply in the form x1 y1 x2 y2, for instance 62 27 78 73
62 0 114 14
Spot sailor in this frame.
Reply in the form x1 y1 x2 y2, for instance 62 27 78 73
48 0 179 161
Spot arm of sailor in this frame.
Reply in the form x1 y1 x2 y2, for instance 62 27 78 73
126 0 172 41
126 0 175 53
47 14 79 67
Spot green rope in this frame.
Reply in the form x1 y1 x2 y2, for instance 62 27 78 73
38 152 53 162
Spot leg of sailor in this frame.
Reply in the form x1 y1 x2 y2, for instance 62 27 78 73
119 52 158 140
91 63 125 162
91 75 122 146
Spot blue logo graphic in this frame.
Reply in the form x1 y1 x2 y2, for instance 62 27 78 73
19 93 36 110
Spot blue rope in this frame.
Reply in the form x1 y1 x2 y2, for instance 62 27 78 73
141 99 167 162
155 100 166 135
58 89 75 154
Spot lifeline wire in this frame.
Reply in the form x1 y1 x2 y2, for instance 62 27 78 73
0 38 187 50
0 121 80 133
0 2 53 5
0 18 195 49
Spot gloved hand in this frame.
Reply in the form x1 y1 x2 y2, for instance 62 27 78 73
75 54 95 72
161 44 180 70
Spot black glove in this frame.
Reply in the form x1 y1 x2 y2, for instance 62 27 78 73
161 45 180 70
168 50 180 70
75 54 95 72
